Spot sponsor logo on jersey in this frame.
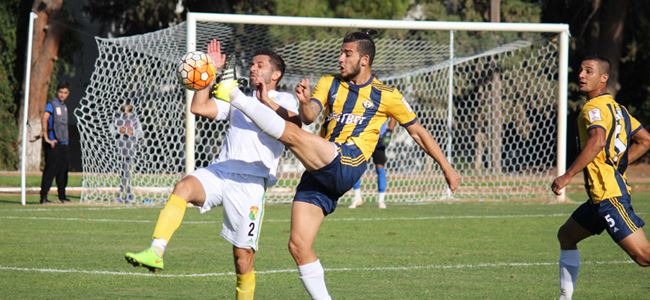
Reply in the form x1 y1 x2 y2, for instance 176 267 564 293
327 112 366 125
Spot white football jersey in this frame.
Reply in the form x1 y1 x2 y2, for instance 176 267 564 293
210 90 298 186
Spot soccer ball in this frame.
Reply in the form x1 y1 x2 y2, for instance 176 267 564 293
176 51 217 91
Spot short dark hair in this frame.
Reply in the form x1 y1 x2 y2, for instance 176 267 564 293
253 49 286 83
343 30 377 66
56 82 70 91
582 55 611 75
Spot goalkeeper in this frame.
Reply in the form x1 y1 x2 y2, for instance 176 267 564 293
349 117 397 209
125 40 300 300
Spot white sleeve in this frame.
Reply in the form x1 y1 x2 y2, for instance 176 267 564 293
274 92 299 114
212 97 231 121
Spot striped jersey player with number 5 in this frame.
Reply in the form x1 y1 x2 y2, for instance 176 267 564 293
552 55 650 300
125 40 300 300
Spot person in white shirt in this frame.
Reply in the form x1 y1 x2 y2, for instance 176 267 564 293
113 101 143 203
125 40 300 300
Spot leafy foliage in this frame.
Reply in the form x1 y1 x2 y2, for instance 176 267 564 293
0 0 20 169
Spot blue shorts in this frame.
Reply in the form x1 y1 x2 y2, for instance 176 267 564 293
571 195 645 242
294 143 367 215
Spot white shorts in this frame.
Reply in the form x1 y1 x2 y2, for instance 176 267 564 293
189 165 266 251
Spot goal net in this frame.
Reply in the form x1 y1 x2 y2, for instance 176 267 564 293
75 14 568 205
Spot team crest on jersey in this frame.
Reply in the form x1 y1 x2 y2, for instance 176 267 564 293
362 99 374 109
588 108 601 122
249 206 259 220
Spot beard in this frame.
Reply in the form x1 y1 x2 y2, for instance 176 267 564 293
341 61 362 81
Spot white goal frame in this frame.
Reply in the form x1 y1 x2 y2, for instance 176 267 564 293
184 13 570 201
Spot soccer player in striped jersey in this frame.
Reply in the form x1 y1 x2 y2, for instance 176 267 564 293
125 40 300 300
552 56 650 300
215 31 461 299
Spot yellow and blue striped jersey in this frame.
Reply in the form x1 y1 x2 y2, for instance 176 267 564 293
310 74 417 160
578 94 642 202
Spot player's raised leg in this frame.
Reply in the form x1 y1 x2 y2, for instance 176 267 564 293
289 201 331 300
125 176 205 272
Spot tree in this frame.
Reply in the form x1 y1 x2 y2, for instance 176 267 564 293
15 0 69 171
0 0 21 170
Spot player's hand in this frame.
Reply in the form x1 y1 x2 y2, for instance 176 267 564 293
254 76 271 105
47 139 57 148
551 174 570 195
295 79 311 104
207 39 226 70
444 169 461 193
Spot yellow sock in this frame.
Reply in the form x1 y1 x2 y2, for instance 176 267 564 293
236 270 256 300
152 194 187 242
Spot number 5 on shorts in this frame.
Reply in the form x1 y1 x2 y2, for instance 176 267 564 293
604 214 615 228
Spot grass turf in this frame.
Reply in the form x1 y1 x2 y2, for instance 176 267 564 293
1 190 649 299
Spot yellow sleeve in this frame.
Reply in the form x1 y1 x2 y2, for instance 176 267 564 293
310 75 335 113
581 102 609 131
385 90 417 127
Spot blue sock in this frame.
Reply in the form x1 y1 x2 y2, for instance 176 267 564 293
376 167 386 193
353 178 361 190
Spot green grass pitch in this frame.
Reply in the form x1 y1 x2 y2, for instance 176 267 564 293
1 191 649 299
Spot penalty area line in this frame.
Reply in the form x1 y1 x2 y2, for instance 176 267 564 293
0 260 633 278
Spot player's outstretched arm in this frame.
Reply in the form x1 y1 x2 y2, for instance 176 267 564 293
405 121 460 192
551 127 605 195
189 39 225 120
295 79 321 125
627 127 650 164
254 76 301 127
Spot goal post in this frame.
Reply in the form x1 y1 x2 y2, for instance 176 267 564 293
76 13 569 205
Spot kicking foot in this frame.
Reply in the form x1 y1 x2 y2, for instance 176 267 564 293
125 247 164 272
378 202 387 209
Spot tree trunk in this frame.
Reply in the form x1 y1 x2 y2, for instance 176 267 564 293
17 0 65 171
598 0 630 95
490 0 502 173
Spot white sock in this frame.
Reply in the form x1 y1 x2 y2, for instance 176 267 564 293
378 192 385 204
559 249 580 300
298 259 331 300
354 189 362 202
151 238 167 256
230 90 286 139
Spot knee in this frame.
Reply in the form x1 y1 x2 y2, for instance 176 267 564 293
288 237 301 258
171 178 193 201
234 248 255 273
557 225 575 248
631 248 650 267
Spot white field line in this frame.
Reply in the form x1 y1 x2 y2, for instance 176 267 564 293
0 213 572 224
0 260 633 278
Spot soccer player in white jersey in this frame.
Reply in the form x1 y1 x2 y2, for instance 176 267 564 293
125 40 300 300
